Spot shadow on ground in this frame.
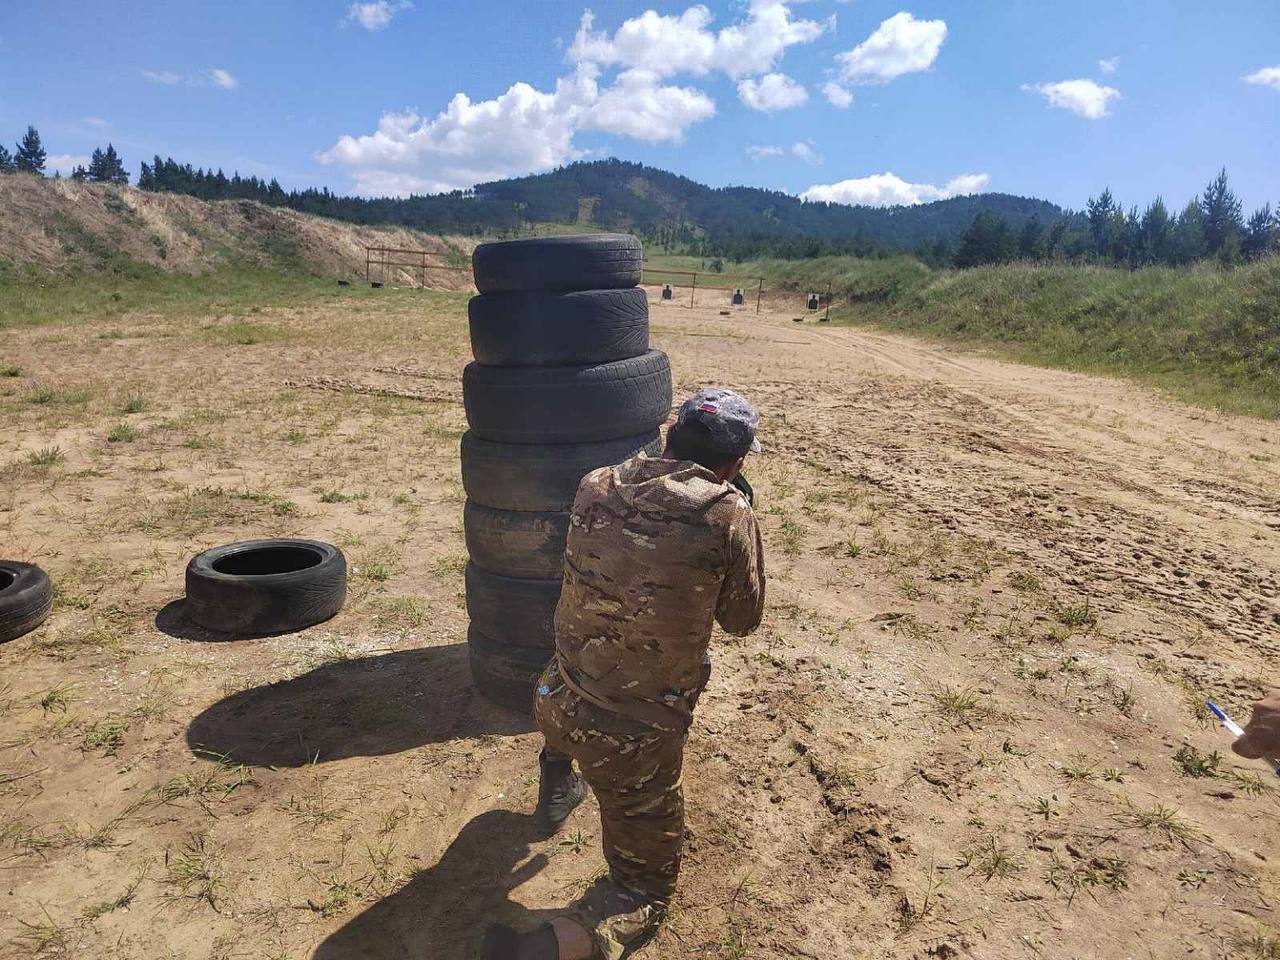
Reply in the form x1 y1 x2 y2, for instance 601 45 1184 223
311 809 553 960
186 643 535 765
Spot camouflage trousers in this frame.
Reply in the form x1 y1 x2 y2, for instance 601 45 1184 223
534 663 686 953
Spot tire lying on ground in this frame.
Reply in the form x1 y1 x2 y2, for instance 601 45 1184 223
0 561 53 644
467 626 554 713
185 539 347 636
464 563 561 649
463 350 672 445
472 234 643 295
468 288 649 367
464 502 569 579
461 429 662 512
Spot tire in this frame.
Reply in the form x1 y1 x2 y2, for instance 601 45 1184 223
465 563 561 649
185 539 347 636
461 429 662 511
463 351 672 445
0 561 53 644
468 288 649 367
464 502 569 579
468 627 553 713
472 234 643 295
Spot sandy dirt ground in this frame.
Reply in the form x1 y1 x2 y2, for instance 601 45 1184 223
1 285 1278 960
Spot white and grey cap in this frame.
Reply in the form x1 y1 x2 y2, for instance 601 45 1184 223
674 388 762 459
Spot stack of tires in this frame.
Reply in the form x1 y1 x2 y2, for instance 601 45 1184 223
462 235 673 711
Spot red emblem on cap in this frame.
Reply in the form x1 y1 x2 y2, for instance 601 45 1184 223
698 401 720 414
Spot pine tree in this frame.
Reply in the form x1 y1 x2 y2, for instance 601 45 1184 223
0 145 14 172
70 164 88 181
1199 168 1243 257
1171 200 1207 264
87 147 107 181
1243 204 1275 259
1018 215 1044 259
15 126 47 174
103 144 128 184
1139 198 1172 265
953 212 1016 268
1086 188 1117 258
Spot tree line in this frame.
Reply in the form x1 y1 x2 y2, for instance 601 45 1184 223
951 169 1276 268
3 126 1276 268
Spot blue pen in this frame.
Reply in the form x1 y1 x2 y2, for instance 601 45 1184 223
1206 701 1280 778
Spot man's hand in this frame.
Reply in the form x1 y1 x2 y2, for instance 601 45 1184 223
731 473 754 507
1232 689 1280 760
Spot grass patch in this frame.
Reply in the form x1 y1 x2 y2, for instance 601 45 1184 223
25 446 64 466
107 423 137 443
0 263 376 331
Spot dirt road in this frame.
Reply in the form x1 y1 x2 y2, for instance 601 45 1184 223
1 289 1277 959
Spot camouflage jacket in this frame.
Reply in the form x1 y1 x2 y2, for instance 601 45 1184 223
553 453 766 732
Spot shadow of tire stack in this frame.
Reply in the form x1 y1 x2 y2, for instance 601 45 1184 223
462 235 673 710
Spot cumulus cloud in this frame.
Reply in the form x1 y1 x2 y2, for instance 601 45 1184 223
800 171 990 206
737 72 808 112
1098 56 1120 75
822 82 853 108
836 12 947 84
1244 66 1280 91
1023 79 1120 119
46 153 92 176
84 116 109 128
142 70 181 85
347 1 412 31
326 1 829 194
747 145 785 159
581 68 715 139
569 1 826 79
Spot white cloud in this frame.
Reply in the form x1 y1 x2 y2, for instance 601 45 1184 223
822 81 853 108
320 64 713 194
1244 66 1280 91
737 72 807 112
570 2 826 80
791 141 819 163
1098 56 1120 75
581 68 715 140
142 68 237 90
800 171 990 206
84 116 109 128
347 1 412 31
46 153 91 176
836 12 947 85
1023 79 1120 119
747 145 785 160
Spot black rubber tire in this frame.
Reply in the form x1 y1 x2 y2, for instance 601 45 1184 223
185 539 347 636
464 502 569 579
468 626 553 713
465 563 561 649
468 288 649 367
472 234 643 295
0 561 53 644
461 429 661 512
463 351 672 445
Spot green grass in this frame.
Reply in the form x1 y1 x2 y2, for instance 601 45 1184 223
689 253 1280 419
0 261 381 331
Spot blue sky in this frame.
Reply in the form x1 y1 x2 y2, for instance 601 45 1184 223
1 1 1278 211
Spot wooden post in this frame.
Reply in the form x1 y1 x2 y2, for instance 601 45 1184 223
756 277 763 314
690 272 697 309
824 283 831 321
365 248 370 284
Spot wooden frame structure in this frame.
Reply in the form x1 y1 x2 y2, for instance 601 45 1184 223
364 245 467 288
641 268 766 314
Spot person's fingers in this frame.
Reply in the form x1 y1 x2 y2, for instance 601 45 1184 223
1232 734 1262 760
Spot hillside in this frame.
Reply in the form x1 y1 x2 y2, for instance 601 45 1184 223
0 174 473 287
136 157 1067 259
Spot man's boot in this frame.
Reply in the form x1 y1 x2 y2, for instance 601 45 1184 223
536 749 587 834
480 923 559 960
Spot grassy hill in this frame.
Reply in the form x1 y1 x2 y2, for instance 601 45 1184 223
708 253 1280 419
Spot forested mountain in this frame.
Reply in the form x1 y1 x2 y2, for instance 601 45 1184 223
133 156 1065 259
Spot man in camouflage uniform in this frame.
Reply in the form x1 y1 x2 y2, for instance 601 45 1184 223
483 389 766 960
